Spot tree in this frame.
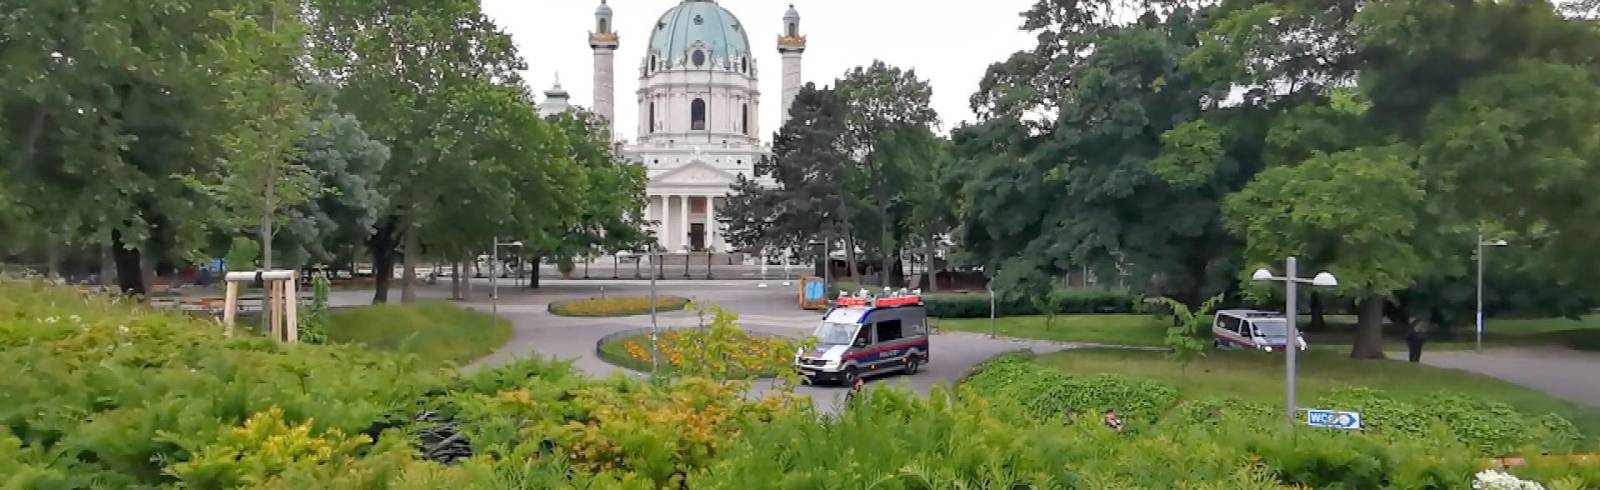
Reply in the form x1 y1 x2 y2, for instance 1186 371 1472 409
537 111 648 280
1225 147 1428 359
306 0 526 303
273 84 391 271
957 3 1250 305
1 0 250 293
722 84 851 276
836 62 940 288
203 1 312 271
1146 294 1224 374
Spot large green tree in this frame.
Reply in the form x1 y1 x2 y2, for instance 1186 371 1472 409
306 0 526 303
836 62 941 287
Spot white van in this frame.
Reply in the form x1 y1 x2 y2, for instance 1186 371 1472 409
795 291 930 385
1212 309 1307 352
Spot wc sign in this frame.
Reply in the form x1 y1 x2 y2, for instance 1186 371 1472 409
1305 409 1362 430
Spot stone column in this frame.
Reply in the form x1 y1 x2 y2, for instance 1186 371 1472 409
679 195 691 252
590 2 619 135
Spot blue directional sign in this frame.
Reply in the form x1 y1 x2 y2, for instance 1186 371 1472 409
1305 409 1362 430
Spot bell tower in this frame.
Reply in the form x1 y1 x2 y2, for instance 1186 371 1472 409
590 1 619 135
777 4 806 126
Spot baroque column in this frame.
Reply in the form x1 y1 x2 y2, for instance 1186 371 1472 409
590 1 618 134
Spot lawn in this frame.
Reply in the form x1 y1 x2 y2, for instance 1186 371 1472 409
1032 348 1600 438
935 314 1167 346
326 302 512 367
1301 314 1600 352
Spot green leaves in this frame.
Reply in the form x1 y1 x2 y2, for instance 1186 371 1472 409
1225 145 1426 296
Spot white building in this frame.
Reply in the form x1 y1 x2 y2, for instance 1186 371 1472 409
576 0 806 253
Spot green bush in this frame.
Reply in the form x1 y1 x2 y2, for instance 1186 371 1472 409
547 295 689 317
924 288 1137 318
962 355 1178 421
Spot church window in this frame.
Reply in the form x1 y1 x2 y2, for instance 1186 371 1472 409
649 102 657 133
694 14 704 25
691 99 707 130
787 22 798 37
650 55 657 72
599 18 608 33
691 50 706 68
741 104 750 135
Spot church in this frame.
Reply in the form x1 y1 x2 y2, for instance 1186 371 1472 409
544 0 807 254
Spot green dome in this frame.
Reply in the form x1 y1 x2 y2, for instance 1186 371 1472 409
646 1 753 71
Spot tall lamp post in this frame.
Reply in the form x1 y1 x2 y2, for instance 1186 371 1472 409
642 244 661 373
490 237 523 317
1477 234 1509 353
705 245 716 279
1251 257 1338 428
681 245 692 279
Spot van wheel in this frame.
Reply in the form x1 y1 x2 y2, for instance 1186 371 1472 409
904 355 922 375
841 367 859 386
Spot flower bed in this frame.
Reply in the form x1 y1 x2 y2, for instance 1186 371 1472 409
547 295 689 317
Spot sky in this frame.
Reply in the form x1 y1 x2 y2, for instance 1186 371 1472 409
481 0 1039 141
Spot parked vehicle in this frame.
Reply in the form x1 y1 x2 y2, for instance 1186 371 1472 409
795 290 930 385
1212 309 1307 352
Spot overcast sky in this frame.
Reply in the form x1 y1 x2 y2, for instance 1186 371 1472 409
481 0 1038 141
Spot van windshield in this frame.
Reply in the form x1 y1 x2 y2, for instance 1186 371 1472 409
1252 319 1288 337
813 321 860 346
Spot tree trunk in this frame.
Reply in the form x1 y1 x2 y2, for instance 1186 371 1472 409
1307 291 1328 332
138 239 157 297
451 260 463 300
261 172 275 270
1350 295 1388 359
844 231 859 280
401 221 420 303
528 255 542 289
925 233 938 293
44 237 61 280
111 230 145 295
370 218 397 304
100 239 117 287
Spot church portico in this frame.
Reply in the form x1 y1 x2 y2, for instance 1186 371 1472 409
647 193 724 252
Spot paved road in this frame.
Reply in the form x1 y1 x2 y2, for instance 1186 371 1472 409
1405 348 1600 408
421 279 1111 413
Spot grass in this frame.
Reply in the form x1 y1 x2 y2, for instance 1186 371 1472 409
548 296 689 317
1032 348 1600 438
935 314 1168 346
1301 314 1600 352
325 302 512 367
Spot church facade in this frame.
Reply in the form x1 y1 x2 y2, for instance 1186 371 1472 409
583 0 807 253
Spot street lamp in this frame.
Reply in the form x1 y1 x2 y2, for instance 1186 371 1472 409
490 237 523 317
681 245 692 279
782 247 793 287
987 276 997 339
640 244 662 374
758 248 769 288
1251 257 1337 428
705 245 716 279
1477 235 1509 353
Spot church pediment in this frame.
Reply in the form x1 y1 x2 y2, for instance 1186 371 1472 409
653 160 737 185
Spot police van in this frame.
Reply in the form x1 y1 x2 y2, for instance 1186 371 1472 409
1212 309 1307 352
795 289 930 385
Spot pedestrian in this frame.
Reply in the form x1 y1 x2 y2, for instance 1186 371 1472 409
1405 324 1427 363
845 377 866 405
1103 408 1124 432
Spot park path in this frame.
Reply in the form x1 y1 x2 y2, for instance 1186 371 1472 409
1406 348 1600 408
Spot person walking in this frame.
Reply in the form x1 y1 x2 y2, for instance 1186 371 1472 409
1405 324 1427 363
845 377 866 406
1102 408 1124 432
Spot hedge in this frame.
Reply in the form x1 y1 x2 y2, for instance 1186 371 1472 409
924 288 1137 318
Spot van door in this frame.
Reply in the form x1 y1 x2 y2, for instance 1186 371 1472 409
872 318 906 370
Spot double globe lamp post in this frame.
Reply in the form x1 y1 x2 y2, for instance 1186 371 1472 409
1251 257 1338 428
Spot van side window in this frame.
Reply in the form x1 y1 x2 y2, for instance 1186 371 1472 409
876 320 903 343
910 318 926 336
854 326 871 346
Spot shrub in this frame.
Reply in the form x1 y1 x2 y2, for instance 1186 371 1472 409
962 355 1179 422
548 295 689 317
924 288 1137 318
